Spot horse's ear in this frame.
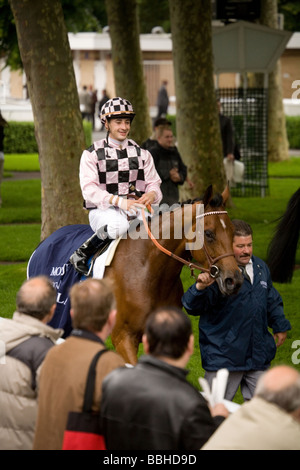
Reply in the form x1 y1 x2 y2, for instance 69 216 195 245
203 185 213 207
221 184 230 205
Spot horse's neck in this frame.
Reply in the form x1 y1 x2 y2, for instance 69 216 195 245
148 204 196 256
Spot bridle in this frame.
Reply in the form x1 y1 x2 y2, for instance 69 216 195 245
141 207 235 279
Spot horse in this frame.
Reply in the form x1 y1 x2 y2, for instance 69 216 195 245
267 187 300 283
28 185 243 364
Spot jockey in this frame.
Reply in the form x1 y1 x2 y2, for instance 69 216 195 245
70 97 162 275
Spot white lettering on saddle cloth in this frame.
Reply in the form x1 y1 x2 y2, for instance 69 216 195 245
50 263 70 305
93 238 121 279
50 263 68 276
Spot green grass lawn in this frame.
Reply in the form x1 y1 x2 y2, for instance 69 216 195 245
268 157 300 178
3 153 40 173
1 153 300 401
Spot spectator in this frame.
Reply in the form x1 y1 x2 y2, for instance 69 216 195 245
150 125 189 206
100 307 228 450
79 85 92 120
33 278 125 450
141 117 172 151
0 276 63 450
88 86 98 130
182 219 291 402
98 89 110 130
156 80 169 118
202 365 300 450
218 99 244 186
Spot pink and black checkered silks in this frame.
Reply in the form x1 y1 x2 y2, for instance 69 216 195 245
95 142 145 196
100 97 135 123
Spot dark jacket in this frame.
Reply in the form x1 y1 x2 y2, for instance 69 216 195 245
182 255 291 372
100 355 225 450
150 143 187 206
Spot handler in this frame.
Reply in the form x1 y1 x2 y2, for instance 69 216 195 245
70 97 162 275
182 219 292 402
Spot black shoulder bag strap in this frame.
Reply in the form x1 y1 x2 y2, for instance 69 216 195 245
83 348 108 412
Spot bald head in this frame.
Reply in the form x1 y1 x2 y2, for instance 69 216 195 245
260 366 299 392
255 366 300 415
144 307 192 360
16 276 57 321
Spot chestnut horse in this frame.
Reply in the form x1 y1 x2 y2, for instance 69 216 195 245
28 185 243 364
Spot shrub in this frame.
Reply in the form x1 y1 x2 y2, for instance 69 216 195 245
285 116 300 149
4 122 38 153
168 114 300 149
3 120 92 153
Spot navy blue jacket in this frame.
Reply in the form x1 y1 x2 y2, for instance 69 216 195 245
182 256 291 372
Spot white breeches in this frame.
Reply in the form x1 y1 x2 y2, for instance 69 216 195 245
89 207 130 239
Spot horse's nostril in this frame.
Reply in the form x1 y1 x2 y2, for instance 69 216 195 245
225 277 234 289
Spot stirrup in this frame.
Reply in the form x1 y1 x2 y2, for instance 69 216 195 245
69 251 93 276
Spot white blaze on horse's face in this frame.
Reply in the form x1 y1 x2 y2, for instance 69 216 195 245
220 219 227 230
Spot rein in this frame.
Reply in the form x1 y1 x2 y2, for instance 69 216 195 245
141 207 235 279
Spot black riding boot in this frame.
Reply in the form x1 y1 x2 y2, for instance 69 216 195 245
69 226 109 276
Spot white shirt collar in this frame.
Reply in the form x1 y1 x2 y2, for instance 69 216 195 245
108 137 128 149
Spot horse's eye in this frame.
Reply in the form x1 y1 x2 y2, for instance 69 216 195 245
204 230 215 241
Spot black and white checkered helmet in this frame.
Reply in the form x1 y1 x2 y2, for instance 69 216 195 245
100 97 135 124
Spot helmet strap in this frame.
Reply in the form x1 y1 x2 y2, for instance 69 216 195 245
105 118 110 144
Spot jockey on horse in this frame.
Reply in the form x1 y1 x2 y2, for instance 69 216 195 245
70 97 162 275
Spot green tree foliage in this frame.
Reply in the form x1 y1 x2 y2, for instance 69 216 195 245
278 0 300 31
137 0 170 33
0 0 108 70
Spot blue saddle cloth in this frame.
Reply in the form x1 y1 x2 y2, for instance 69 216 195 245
27 224 94 337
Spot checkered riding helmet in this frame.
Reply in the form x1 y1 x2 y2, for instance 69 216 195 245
100 97 135 124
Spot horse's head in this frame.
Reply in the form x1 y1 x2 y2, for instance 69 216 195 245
188 185 243 295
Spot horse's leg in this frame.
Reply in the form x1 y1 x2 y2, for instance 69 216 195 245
111 328 140 365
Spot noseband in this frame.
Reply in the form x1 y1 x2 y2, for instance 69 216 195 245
141 208 235 279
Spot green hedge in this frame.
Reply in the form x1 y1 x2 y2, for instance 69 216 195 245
286 116 300 149
4 122 38 153
3 120 92 153
167 114 300 149
3 116 299 152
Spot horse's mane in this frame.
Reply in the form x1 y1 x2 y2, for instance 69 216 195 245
134 192 224 239
181 192 223 208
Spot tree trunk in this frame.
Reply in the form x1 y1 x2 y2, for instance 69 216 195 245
260 0 289 162
105 0 152 145
9 0 88 240
169 0 225 199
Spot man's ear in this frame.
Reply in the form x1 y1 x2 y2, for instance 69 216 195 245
187 334 194 355
108 308 117 330
142 334 149 354
42 303 57 324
